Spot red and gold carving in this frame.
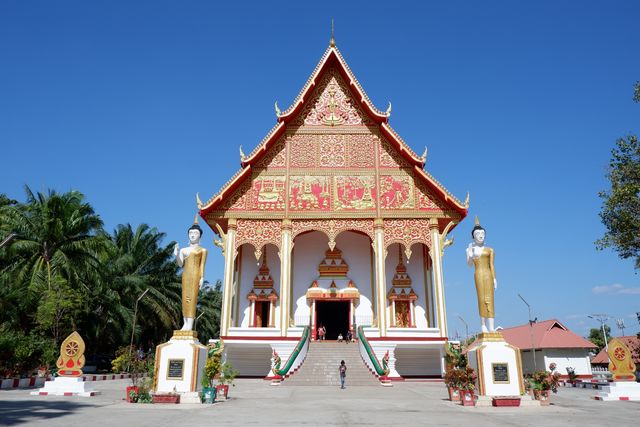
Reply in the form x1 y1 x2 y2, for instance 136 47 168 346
235 219 282 260
346 134 376 168
251 176 286 211
416 181 448 213
380 174 415 210
319 135 346 167
221 181 250 211
256 137 287 169
56 331 86 377
289 176 331 211
289 134 317 168
383 219 432 259
379 138 411 169
334 176 376 211
291 219 375 249
294 68 372 126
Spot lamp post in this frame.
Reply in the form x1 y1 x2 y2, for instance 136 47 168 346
518 293 537 371
588 314 610 352
457 315 469 345
128 288 150 371
616 318 626 337
194 311 206 332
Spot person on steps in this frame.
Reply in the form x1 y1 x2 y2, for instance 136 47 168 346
339 360 347 389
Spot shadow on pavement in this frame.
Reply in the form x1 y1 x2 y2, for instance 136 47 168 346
0 399 97 426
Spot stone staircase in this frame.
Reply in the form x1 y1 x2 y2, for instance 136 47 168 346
283 341 380 386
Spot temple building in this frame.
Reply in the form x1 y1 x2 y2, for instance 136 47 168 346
198 37 468 380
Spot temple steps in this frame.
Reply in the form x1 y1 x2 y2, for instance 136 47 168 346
283 341 381 386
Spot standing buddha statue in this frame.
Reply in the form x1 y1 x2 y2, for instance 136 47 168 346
466 216 497 333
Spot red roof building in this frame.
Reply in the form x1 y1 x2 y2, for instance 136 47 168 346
498 319 597 378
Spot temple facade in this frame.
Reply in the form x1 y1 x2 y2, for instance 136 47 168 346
198 39 467 380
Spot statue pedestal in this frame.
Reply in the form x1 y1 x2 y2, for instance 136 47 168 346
594 381 640 401
30 377 100 397
153 331 207 396
466 332 524 397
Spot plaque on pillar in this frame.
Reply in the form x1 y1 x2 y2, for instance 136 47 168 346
466 332 524 397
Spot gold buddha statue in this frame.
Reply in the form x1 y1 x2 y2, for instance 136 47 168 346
466 216 497 333
173 215 208 331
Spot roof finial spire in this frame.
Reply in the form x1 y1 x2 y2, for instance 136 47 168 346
329 18 335 47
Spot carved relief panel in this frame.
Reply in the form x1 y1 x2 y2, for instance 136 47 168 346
379 174 415 210
289 176 331 211
250 176 286 211
333 176 377 211
379 138 411 169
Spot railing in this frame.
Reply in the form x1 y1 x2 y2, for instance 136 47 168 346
272 326 310 377
355 314 373 327
294 313 310 326
357 326 389 377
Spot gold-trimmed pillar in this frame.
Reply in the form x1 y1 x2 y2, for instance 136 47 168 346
278 219 293 336
429 218 448 337
220 219 237 337
373 218 387 336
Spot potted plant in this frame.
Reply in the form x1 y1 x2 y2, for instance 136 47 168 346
530 370 560 406
215 361 238 401
458 366 477 406
201 355 221 404
443 368 463 402
566 367 578 386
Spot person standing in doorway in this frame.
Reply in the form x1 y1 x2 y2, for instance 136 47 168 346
339 360 347 389
318 324 325 342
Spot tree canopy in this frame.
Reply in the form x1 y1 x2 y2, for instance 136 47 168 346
597 83 640 269
0 186 221 376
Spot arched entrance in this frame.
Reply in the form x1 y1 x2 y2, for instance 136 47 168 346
315 299 350 340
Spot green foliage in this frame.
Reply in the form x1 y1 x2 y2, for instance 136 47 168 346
203 353 222 387
588 325 611 351
0 187 223 377
218 361 238 386
530 370 561 393
597 83 640 269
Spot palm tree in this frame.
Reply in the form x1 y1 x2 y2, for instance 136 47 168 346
0 187 103 343
195 280 223 341
86 224 181 353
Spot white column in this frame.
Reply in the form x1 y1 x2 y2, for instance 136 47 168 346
249 300 255 327
429 219 448 338
269 300 276 327
220 219 237 337
391 300 396 327
279 220 293 337
373 219 387 336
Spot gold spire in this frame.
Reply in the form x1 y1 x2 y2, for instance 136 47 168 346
194 213 199 225
475 215 480 226
329 18 335 47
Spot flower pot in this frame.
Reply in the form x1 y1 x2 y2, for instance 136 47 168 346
533 389 550 406
216 384 229 400
202 386 217 404
125 386 139 403
460 390 475 406
447 386 461 402
152 393 180 404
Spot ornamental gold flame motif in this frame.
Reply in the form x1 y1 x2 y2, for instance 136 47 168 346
607 337 637 381
56 331 86 377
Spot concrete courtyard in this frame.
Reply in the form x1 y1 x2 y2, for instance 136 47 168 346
0 379 638 426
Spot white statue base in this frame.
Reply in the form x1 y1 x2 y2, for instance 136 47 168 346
154 330 207 397
594 381 640 401
466 332 524 397
30 376 100 397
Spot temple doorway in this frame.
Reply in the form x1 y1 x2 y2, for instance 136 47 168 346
254 301 269 327
316 300 350 340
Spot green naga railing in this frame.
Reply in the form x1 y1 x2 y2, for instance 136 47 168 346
357 326 390 377
271 326 310 377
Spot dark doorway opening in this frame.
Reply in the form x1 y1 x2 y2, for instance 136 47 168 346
316 301 350 340
254 302 269 327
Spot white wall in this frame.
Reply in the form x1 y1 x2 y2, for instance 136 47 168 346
384 243 430 329
291 231 374 326
235 243 281 328
544 348 593 377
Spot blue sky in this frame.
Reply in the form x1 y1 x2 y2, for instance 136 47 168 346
2 1 639 339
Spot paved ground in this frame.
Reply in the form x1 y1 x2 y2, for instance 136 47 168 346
0 379 638 426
